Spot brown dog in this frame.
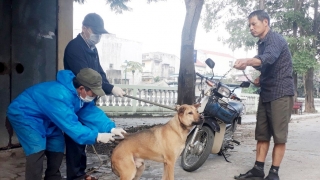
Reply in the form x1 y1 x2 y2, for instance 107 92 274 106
111 104 202 180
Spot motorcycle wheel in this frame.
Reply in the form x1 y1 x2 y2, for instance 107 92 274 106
181 126 214 172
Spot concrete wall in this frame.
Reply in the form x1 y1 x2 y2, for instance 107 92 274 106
0 0 73 148
0 0 12 148
58 0 73 70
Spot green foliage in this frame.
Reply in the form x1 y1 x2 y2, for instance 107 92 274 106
223 18 257 51
286 36 319 75
154 76 161 82
74 0 166 13
125 61 143 74
203 0 319 76
241 84 259 94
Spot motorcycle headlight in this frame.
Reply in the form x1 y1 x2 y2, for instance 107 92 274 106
217 84 231 98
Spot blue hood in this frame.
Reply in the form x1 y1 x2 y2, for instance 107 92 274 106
56 70 78 96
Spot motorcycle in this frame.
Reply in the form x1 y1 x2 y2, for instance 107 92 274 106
180 58 250 172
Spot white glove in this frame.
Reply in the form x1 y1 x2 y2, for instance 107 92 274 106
111 128 127 138
96 133 115 143
111 86 125 97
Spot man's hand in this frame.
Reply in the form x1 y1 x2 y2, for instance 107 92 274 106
233 59 248 70
254 77 260 87
112 86 125 97
96 133 115 143
111 128 127 138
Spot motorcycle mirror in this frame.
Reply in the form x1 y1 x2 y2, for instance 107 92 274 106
205 58 215 69
240 81 250 88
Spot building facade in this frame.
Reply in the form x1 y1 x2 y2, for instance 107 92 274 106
141 52 180 83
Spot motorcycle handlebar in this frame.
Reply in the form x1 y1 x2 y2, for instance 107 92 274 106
196 72 241 102
196 72 206 79
231 93 242 102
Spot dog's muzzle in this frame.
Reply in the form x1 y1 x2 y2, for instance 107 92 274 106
192 114 204 125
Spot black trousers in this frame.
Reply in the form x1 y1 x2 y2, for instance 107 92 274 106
64 133 87 180
26 150 64 180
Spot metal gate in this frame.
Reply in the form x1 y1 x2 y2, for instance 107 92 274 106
0 0 57 148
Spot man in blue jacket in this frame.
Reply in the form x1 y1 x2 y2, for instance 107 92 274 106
63 13 126 180
7 68 126 180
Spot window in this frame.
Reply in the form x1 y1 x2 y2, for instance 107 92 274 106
142 63 145 67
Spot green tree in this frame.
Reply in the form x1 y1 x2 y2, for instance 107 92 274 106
154 76 161 82
125 61 143 84
203 0 320 112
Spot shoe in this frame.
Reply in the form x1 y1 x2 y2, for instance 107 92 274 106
234 166 265 180
264 170 279 180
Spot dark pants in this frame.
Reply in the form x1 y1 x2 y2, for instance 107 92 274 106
256 96 293 143
64 133 87 180
26 150 64 180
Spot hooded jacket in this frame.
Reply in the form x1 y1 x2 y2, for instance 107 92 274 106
7 70 115 155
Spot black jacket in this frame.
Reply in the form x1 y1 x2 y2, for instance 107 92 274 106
63 34 113 94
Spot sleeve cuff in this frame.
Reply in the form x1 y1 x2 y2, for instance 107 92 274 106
253 56 263 70
102 83 114 95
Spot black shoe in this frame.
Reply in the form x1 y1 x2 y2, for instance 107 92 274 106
234 166 265 180
264 170 279 180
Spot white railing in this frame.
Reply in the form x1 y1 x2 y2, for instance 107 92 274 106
97 85 178 116
97 85 319 116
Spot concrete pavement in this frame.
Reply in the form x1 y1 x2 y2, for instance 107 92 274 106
112 112 320 128
0 113 319 180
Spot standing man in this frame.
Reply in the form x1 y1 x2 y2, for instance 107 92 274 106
233 10 294 180
63 13 125 180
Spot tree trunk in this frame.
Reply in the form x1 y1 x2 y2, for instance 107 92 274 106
177 0 204 105
304 0 318 113
304 68 316 112
259 0 265 9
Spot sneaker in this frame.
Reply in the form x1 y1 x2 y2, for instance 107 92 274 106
264 169 279 180
234 166 265 180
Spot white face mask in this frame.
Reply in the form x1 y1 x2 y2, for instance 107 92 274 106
84 27 101 46
79 91 95 102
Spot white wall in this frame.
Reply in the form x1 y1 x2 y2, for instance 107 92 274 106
197 50 235 77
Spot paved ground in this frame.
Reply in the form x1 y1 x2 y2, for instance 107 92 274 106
1 113 319 180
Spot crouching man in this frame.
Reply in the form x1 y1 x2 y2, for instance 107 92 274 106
7 68 126 180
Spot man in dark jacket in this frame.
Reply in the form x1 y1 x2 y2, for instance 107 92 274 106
63 13 125 180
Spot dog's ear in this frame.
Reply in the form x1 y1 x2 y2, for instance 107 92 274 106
193 103 201 109
178 106 186 114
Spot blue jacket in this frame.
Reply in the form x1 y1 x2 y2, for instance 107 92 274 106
7 70 115 155
64 34 114 94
